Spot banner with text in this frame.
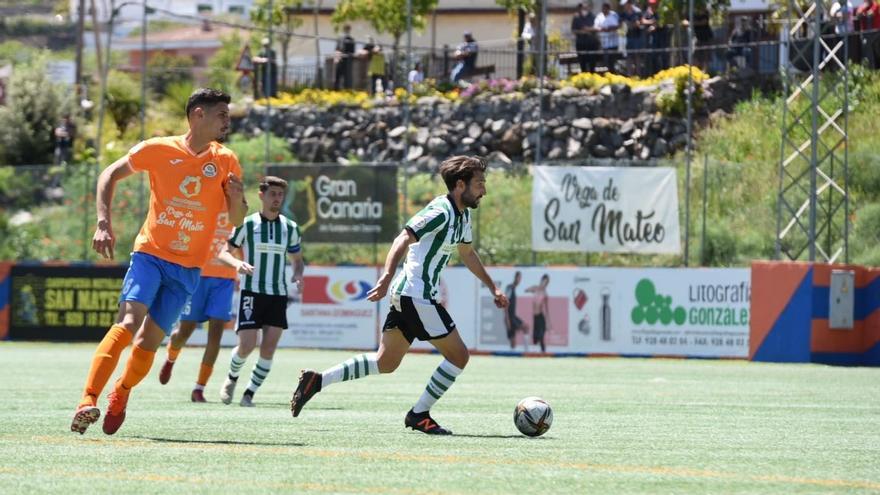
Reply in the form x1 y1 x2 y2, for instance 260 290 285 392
532 166 681 253
268 164 398 243
471 267 749 357
8 264 126 341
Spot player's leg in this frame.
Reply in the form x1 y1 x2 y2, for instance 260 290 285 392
71 301 147 434
190 278 233 401
403 298 463 435
159 320 198 385
220 290 259 404
102 316 166 435
239 325 281 406
403 329 467 436
191 318 225 402
290 303 412 418
103 266 199 435
72 253 160 434
241 291 287 406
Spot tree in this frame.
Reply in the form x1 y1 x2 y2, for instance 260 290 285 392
250 0 305 88
331 0 438 88
0 56 62 165
496 0 543 78
105 70 141 137
207 31 247 95
146 52 194 96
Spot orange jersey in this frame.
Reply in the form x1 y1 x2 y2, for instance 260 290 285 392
200 211 238 279
127 135 243 269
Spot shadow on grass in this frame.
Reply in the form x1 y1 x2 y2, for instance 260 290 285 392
135 436 305 447
452 433 526 439
252 403 345 410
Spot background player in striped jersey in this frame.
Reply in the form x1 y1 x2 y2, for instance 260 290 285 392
71 88 247 435
290 156 508 435
156 210 238 402
218 176 304 407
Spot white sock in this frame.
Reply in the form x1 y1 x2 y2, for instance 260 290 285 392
193 384 205 392
246 357 272 394
412 359 463 414
228 347 247 379
321 353 379 388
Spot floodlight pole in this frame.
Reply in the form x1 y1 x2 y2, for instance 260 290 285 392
139 2 147 220
264 0 274 165
402 0 413 230
535 0 547 166
684 0 694 266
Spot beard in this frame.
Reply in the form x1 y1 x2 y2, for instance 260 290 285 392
462 190 481 209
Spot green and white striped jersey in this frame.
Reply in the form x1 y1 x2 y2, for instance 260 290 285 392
391 195 473 302
229 212 302 296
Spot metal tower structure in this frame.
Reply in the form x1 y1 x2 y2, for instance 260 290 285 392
775 0 850 263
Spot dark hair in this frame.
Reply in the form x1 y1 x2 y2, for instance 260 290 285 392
185 88 231 118
541 274 550 283
439 155 486 190
259 176 288 192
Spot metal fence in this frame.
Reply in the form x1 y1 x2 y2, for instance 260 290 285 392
0 155 786 268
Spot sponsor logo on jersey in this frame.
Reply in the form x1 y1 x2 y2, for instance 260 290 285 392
179 176 202 198
202 162 218 178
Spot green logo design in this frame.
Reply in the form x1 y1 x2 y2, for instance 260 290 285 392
631 279 686 325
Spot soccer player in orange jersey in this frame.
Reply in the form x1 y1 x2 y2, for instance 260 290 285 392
157 211 239 402
70 88 248 435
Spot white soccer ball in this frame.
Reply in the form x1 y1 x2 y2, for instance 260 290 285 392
514 396 553 437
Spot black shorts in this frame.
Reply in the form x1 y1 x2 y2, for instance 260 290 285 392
506 313 524 339
383 295 456 344
533 313 546 343
237 290 288 331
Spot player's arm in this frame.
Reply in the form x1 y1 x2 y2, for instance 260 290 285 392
458 243 508 309
366 228 417 302
288 252 304 292
219 240 253 275
224 173 247 226
92 156 136 259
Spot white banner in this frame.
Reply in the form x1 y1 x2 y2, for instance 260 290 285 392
280 266 379 349
532 166 681 254
185 266 748 358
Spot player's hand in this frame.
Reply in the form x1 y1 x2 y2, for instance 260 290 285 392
92 221 115 259
493 287 509 309
223 173 244 202
237 260 255 275
293 275 303 292
367 274 392 302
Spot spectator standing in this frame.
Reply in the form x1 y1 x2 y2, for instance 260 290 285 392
594 2 620 73
53 114 76 165
367 44 387 95
571 2 600 73
408 61 424 87
855 0 880 68
642 0 669 74
830 0 854 35
334 24 356 90
725 17 752 71
619 0 643 76
451 32 479 83
690 7 715 71
254 38 278 98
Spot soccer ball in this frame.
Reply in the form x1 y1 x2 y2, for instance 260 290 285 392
514 397 553 437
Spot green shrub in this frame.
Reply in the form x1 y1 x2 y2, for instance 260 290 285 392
224 134 296 186
105 70 142 137
0 56 62 165
147 53 194 95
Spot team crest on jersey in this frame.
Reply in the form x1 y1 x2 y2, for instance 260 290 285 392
412 215 427 230
179 176 202 198
202 162 218 178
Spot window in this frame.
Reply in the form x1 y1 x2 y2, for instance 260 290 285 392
228 5 245 15
196 4 213 14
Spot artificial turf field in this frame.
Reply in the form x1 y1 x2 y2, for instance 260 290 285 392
0 342 878 494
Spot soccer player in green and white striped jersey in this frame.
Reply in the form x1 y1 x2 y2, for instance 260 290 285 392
218 176 304 407
291 156 509 435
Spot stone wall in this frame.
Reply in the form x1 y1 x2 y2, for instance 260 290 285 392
232 74 776 170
